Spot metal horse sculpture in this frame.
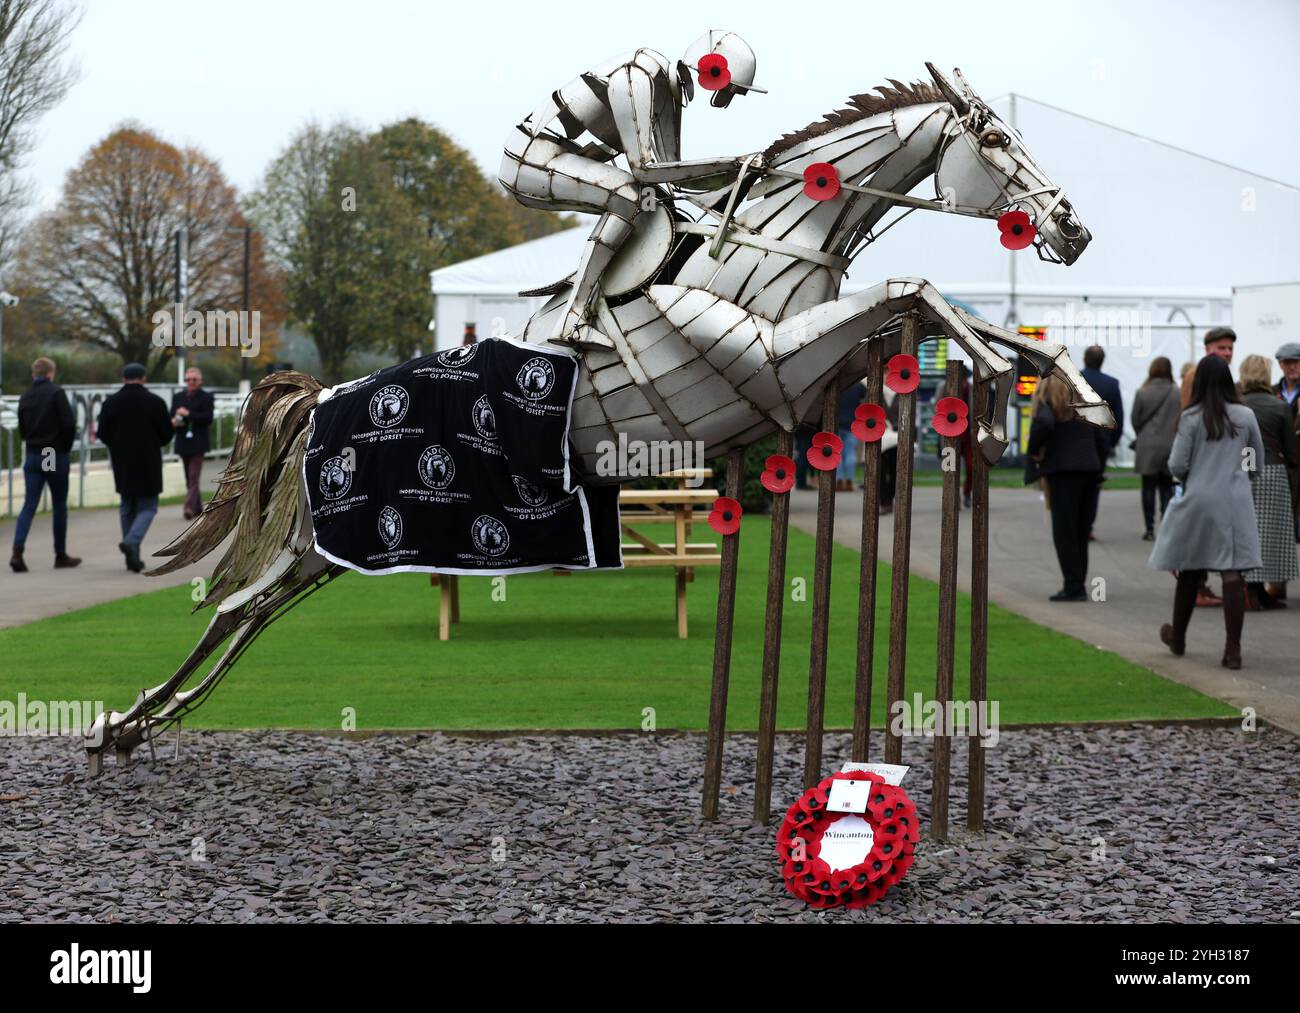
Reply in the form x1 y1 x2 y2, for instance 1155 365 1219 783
85 62 1112 773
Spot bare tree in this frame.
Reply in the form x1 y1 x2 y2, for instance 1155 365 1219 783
0 0 80 274
17 125 283 369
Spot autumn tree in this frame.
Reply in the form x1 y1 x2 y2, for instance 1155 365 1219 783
16 125 283 370
0 0 79 273
252 117 571 378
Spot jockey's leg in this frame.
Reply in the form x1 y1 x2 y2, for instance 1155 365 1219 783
555 212 635 344
500 131 639 346
543 152 639 344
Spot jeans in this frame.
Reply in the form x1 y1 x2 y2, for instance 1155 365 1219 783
119 495 160 552
12 451 70 555
837 428 857 482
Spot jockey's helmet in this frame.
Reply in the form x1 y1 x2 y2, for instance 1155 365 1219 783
681 31 765 108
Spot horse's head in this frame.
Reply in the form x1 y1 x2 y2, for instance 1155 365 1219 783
927 64 1090 266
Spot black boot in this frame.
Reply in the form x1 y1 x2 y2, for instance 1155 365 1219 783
118 541 144 573
53 552 81 569
1221 573 1244 669
1161 571 1199 655
9 549 27 573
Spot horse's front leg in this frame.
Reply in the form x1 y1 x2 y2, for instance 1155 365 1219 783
951 309 1116 430
775 278 1013 460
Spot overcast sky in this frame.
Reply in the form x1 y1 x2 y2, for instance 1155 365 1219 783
22 0 1300 210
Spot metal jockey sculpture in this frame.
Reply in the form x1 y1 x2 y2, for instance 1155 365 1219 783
83 36 1113 771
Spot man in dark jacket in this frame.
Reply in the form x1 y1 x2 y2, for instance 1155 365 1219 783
1081 345 1124 541
9 357 81 572
170 367 214 519
97 363 174 572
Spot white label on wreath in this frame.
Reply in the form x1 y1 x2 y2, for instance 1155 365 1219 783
840 761 909 785
827 778 872 814
819 815 876 873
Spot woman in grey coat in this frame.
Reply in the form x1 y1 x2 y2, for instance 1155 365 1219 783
1150 356 1264 669
1130 357 1181 540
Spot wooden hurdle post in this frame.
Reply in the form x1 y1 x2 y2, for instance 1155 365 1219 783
803 387 839 788
883 314 920 766
931 358 962 841
753 430 793 824
968 376 991 833
852 342 884 763
702 448 744 820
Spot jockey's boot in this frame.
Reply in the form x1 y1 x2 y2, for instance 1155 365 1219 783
550 211 634 350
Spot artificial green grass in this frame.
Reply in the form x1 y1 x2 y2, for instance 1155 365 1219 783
0 519 1231 731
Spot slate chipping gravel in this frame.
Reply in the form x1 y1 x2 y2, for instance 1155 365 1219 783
1 725 1297 924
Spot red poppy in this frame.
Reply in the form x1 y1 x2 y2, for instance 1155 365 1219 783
932 396 969 437
886 354 920 394
697 53 731 91
803 162 841 201
998 209 1036 251
852 403 887 442
807 431 843 471
761 454 796 495
708 496 742 536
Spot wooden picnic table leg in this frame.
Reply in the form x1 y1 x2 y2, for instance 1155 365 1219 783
932 358 961 842
803 387 838 788
753 430 793 824
438 576 452 642
702 448 743 820
853 341 884 763
884 313 920 766
675 498 689 638
968 374 990 834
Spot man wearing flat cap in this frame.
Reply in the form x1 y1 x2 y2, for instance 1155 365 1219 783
1278 341 1300 555
96 363 175 573
1180 326 1236 407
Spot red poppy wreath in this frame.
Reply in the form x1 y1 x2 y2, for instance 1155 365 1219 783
777 770 920 909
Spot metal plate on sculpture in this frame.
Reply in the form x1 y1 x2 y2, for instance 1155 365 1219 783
603 201 675 296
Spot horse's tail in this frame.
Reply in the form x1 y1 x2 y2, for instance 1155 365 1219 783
149 371 323 608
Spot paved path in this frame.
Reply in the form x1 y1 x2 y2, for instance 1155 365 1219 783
0 460 228 630
789 481 1300 735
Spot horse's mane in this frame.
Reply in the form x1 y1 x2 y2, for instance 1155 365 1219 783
764 79 944 159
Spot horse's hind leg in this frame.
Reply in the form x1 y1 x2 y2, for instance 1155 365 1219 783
86 558 343 772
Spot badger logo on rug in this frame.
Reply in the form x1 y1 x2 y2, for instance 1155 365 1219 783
319 455 353 500
512 475 549 507
378 506 403 549
369 385 409 429
471 514 510 557
418 445 456 490
516 357 556 401
437 344 477 369
472 395 497 440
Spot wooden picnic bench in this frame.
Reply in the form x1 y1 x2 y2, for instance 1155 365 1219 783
432 469 720 640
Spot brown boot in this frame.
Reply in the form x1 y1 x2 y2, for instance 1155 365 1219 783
1221 572 1244 669
1161 570 1200 656
53 552 82 569
9 549 26 573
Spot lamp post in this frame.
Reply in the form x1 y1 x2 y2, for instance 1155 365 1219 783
226 225 253 397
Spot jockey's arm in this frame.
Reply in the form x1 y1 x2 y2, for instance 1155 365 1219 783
607 63 752 190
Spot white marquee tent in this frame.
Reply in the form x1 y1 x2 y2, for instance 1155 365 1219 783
431 95 1300 458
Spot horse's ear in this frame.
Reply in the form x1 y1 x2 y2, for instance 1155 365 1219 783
925 62 969 115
